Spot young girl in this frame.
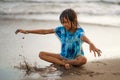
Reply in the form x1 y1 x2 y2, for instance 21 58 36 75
15 9 102 69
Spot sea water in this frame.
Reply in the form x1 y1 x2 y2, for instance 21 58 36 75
0 0 120 26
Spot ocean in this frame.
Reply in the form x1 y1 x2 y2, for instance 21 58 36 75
0 0 120 26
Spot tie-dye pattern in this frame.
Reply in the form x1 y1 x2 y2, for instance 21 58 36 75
55 26 85 60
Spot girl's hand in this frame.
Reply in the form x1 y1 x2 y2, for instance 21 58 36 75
15 29 28 34
89 43 102 57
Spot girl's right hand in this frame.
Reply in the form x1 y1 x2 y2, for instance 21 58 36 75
15 29 28 34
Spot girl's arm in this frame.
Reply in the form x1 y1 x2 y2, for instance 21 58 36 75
81 35 102 57
15 29 54 35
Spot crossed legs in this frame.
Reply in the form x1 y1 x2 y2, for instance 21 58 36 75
39 51 87 69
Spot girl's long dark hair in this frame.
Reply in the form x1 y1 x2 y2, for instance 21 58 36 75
59 9 79 30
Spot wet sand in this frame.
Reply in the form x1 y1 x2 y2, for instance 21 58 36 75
14 57 120 80
0 18 120 80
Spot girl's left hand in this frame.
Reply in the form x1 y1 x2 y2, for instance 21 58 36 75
89 43 102 57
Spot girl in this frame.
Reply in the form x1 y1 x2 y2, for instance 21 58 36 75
16 9 102 69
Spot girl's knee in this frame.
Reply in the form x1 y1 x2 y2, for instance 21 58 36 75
39 51 46 59
77 56 87 65
81 57 87 64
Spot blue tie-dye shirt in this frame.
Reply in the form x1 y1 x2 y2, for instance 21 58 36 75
55 26 85 60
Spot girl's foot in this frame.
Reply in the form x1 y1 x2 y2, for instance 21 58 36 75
65 63 70 69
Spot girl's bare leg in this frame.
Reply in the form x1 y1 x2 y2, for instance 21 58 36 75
39 51 70 69
65 56 87 66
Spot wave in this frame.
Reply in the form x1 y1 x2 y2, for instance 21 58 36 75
0 0 79 3
0 14 120 28
0 0 120 16
1 0 120 5
0 12 59 15
85 0 120 5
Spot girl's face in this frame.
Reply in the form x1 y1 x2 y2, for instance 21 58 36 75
61 17 72 30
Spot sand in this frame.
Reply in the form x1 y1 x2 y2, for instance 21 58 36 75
0 18 120 80
14 58 120 80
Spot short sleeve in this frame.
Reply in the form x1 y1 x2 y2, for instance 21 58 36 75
54 26 65 40
78 27 85 37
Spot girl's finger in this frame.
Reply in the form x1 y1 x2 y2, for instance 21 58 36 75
94 51 96 57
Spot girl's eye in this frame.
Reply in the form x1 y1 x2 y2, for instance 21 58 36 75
63 21 68 24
